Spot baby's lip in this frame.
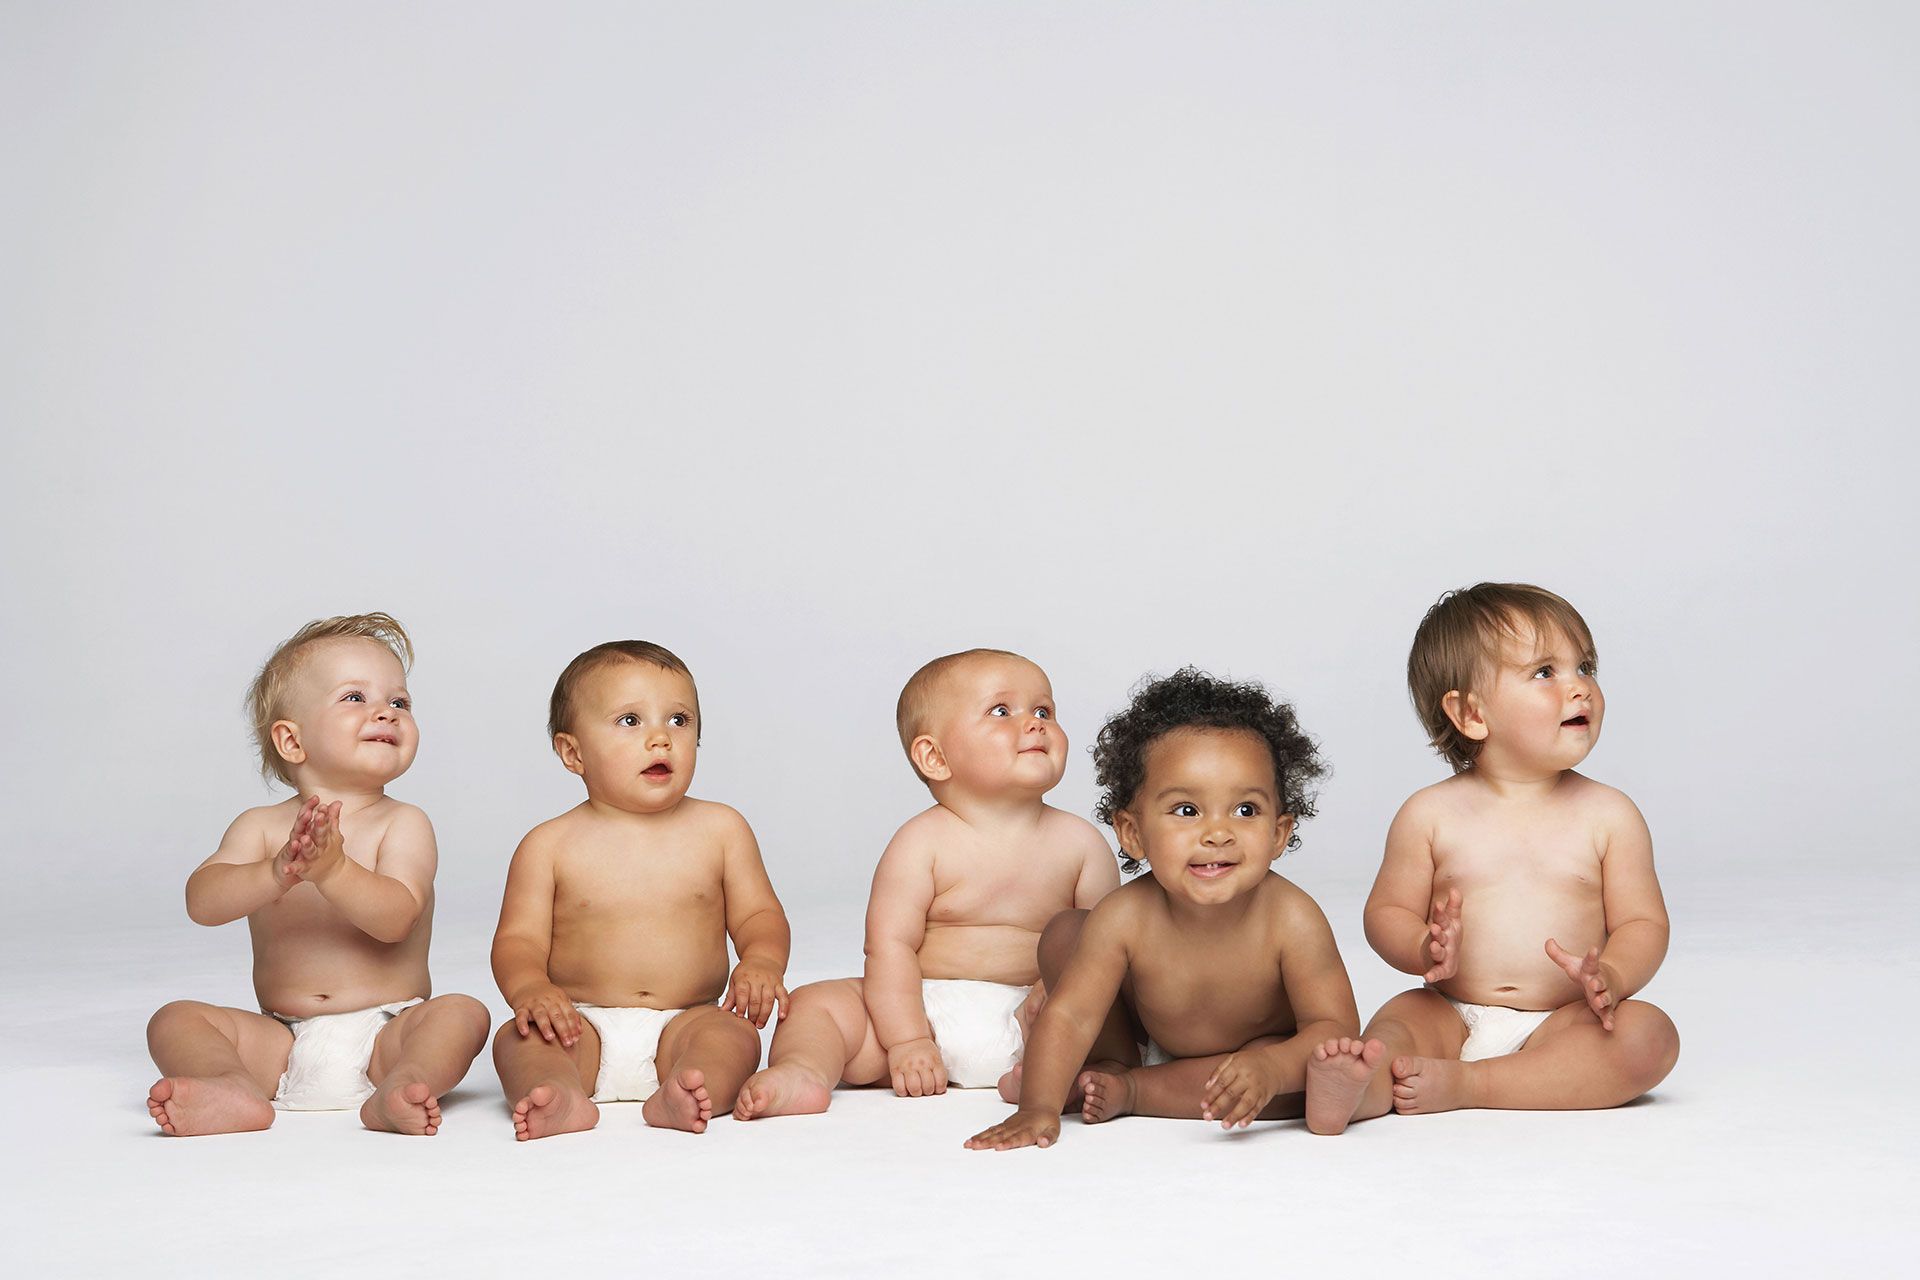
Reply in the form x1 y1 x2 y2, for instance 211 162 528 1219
1561 714 1590 728
1187 860 1239 878
1018 743 1052 754
362 732 399 746
642 760 673 778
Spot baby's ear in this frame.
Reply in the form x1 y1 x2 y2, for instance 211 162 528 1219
1271 814 1296 857
909 734 951 783
1112 807 1143 866
270 720 306 767
552 732 586 776
1440 690 1489 742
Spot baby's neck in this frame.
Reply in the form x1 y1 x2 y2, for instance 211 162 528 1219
933 786 1048 831
1465 757 1575 802
292 779 389 813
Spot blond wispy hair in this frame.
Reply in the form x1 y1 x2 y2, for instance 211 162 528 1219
247 613 414 787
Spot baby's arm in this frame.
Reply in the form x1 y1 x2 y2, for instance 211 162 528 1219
491 833 581 1047
1201 888 1361 1128
184 799 319 925
1363 795 1458 981
299 802 434 944
965 899 1132 1150
718 807 792 1028
1071 823 1123 908
863 828 943 1096
1547 795 1669 1029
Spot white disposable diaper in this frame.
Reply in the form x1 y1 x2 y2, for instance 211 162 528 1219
270 998 423 1110
921 979 1030 1088
574 1004 685 1102
1446 997 1553 1063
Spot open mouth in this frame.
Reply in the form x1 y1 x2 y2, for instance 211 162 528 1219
642 762 673 779
1188 861 1237 878
363 734 399 746
1561 715 1590 728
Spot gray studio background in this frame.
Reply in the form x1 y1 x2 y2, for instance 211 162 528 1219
1 5 1914 1275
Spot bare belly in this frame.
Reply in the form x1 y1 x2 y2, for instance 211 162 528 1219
548 936 730 1010
917 923 1043 985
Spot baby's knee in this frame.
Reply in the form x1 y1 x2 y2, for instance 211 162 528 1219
1616 1002 1680 1084
429 994 493 1042
147 999 214 1046
1038 909 1090 976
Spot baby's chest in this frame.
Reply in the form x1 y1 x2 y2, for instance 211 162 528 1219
927 856 1077 925
554 853 722 919
1432 821 1601 895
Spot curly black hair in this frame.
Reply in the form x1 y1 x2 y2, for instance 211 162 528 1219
1092 667 1327 874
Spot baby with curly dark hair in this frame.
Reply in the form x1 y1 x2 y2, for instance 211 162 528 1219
966 668 1361 1150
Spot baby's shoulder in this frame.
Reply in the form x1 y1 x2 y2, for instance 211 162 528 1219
1560 772 1646 828
1037 804 1110 853
884 804 956 854
1257 871 1331 927
675 795 752 836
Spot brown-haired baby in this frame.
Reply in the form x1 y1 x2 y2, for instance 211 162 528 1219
146 613 490 1136
1304 583 1680 1134
490 641 790 1138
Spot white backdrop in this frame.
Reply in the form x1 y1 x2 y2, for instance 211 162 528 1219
2 5 1914 1275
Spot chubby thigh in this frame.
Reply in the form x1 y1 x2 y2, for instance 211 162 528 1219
147 1001 295 1097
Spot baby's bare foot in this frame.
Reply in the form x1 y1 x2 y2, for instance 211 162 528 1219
733 1064 830 1120
1078 1066 1136 1124
1305 1037 1385 1135
643 1068 713 1133
511 1082 598 1141
146 1075 273 1137
997 1062 1023 1104
1390 1055 1474 1115
362 1077 442 1136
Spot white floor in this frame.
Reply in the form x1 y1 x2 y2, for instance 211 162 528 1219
6 868 1911 1279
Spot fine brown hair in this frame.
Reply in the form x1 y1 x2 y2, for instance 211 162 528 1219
1408 583 1596 773
894 648 1025 782
247 613 414 787
548 641 699 743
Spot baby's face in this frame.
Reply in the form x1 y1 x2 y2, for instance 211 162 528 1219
1470 620 1604 772
280 638 418 789
928 655 1066 796
1118 728 1292 907
559 659 699 813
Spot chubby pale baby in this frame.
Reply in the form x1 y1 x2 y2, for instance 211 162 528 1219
146 613 491 1137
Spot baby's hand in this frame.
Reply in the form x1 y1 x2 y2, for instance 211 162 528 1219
964 1108 1060 1151
887 1037 948 1097
1422 887 1463 983
1014 981 1047 1041
723 961 790 1028
1545 939 1617 1031
272 796 324 888
512 983 583 1047
1203 1051 1279 1129
296 800 348 883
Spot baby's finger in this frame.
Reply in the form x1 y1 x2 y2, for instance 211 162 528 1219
533 1008 556 1042
515 1006 532 1036
774 983 791 1021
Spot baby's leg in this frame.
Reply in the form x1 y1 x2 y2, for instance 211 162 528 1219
1394 998 1678 1114
1085 1037 1299 1124
1308 987 1465 1134
492 1017 600 1141
145 1000 291 1136
362 995 491 1136
735 978 884 1120
1005 910 1139 1106
646 1005 761 1133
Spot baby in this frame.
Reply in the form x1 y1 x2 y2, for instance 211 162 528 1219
491 641 791 1139
967 668 1360 1149
1305 583 1680 1134
734 648 1118 1119
146 613 490 1137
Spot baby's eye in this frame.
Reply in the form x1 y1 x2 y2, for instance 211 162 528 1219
617 714 639 727
389 697 410 711
1033 706 1052 720
1234 802 1258 818
342 691 365 702
989 705 1011 717
1532 666 1554 680
1172 803 1198 818
669 713 689 727
1578 660 1596 677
